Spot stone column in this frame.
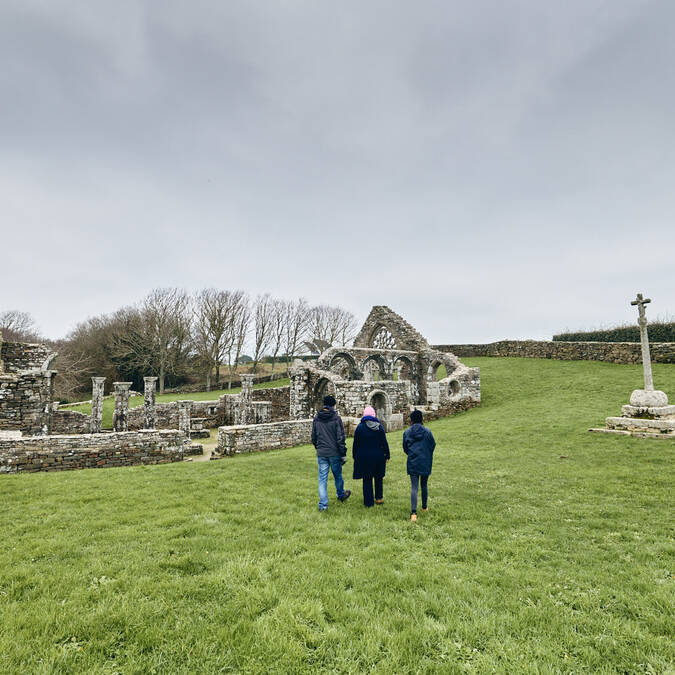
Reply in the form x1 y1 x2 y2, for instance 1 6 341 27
90 377 106 433
177 400 191 439
240 374 254 403
237 374 255 425
0 329 4 374
112 382 132 432
143 376 158 429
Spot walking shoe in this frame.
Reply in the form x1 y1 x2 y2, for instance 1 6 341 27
410 513 417 522
375 499 384 505
422 507 428 512
338 490 351 503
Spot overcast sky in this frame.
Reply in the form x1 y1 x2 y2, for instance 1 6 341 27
1 0 673 343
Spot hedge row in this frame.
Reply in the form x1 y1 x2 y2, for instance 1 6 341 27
553 322 675 343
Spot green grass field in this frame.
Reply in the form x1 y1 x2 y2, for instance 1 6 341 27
62 378 291 430
1 358 673 673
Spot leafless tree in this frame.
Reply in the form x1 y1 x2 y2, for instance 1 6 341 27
141 288 192 393
192 289 241 390
267 298 286 375
0 310 41 342
307 304 358 351
283 298 310 372
226 293 251 389
251 294 273 374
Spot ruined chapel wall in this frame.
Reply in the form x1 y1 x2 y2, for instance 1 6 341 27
0 342 56 373
0 371 53 436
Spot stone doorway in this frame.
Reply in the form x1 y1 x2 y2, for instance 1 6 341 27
368 390 391 429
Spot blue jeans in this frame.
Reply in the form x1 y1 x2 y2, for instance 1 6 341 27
317 456 345 510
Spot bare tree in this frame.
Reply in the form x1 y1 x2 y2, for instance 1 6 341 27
268 298 286 375
307 304 358 351
192 289 241 390
251 294 273 374
141 288 192 393
283 298 310 372
0 310 41 342
226 293 251 389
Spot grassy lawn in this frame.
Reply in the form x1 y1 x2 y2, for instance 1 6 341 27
1 358 673 673
62 378 291 430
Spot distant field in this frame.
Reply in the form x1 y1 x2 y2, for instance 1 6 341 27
63 378 291 429
1 358 673 672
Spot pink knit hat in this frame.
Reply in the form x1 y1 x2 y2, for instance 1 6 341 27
363 406 377 418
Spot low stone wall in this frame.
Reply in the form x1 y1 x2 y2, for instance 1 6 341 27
252 386 291 421
217 419 313 456
51 409 91 434
0 430 186 474
433 341 675 364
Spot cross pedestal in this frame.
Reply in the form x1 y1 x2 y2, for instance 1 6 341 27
589 293 674 438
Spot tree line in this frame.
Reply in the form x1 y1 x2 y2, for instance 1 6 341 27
0 290 358 401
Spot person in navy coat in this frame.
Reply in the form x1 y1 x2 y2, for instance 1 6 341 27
352 406 390 507
403 409 436 521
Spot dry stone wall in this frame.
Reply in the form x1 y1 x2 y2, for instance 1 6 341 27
434 341 675 364
217 419 313 456
0 430 186 474
51 408 91 434
0 371 53 435
252 386 291 421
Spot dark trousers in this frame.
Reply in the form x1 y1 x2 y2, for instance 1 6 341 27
362 476 383 507
410 474 429 513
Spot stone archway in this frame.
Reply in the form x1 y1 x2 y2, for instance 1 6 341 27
368 389 391 427
328 352 358 380
393 355 415 381
361 354 390 382
313 378 336 413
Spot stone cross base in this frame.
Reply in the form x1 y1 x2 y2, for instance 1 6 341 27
589 401 675 439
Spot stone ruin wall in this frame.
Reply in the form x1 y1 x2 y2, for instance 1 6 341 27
51 408 92 434
0 341 55 373
0 430 187 474
0 371 54 436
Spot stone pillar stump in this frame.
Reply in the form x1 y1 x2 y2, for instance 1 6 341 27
112 382 132 432
90 377 106 433
143 377 158 429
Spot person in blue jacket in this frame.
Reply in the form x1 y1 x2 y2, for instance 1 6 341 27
352 405 390 507
402 409 436 521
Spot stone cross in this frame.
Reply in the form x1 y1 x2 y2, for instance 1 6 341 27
631 293 654 392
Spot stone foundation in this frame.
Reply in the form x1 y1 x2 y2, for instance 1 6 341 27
0 430 187 474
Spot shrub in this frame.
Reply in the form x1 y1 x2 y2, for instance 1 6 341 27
553 321 675 343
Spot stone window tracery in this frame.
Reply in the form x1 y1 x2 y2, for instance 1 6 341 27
371 326 397 350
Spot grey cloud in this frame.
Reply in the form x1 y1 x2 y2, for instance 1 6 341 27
1 0 673 342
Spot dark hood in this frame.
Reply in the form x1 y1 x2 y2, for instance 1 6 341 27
408 422 426 440
318 407 337 421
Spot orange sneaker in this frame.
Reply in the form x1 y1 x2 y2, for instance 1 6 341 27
375 499 384 505
422 507 428 512
410 513 417 522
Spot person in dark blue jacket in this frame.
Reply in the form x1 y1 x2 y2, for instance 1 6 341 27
402 409 436 521
352 406 390 507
